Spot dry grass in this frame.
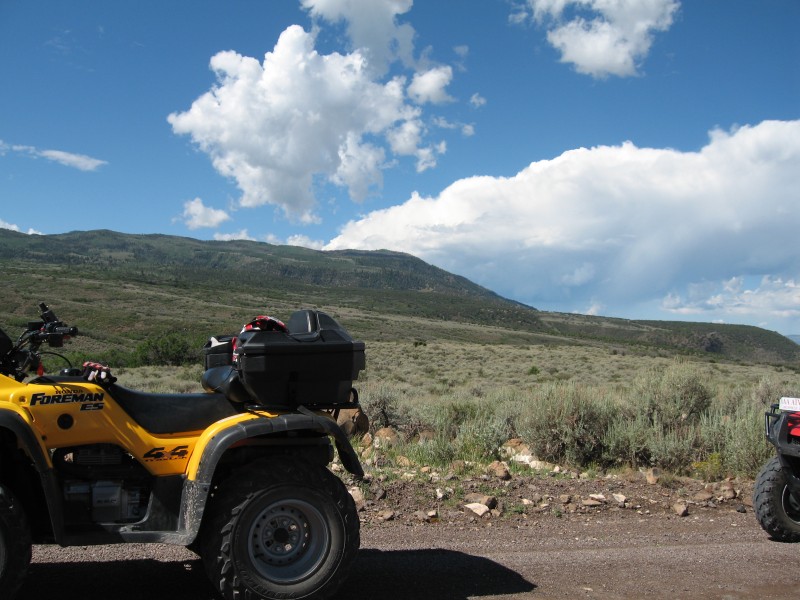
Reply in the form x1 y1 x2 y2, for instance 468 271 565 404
111 340 800 478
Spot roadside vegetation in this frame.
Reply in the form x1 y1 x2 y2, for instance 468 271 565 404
4 229 799 481
113 340 800 480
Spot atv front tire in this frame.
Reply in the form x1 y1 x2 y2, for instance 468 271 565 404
201 457 359 600
0 484 32 599
754 455 800 543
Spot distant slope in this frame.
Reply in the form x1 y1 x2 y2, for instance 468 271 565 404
788 335 800 345
1 228 798 365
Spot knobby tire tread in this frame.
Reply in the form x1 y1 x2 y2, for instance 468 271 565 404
200 457 359 600
0 484 33 599
753 455 800 543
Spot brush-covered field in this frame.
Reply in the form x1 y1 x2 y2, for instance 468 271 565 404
115 339 800 480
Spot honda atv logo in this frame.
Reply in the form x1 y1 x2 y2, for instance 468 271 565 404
30 391 105 406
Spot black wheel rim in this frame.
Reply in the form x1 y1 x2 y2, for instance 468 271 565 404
247 499 330 584
782 485 800 524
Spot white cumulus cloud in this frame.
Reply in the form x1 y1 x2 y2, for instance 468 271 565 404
663 277 800 322
300 0 415 75
181 198 231 230
408 66 454 105
168 25 444 222
213 229 255 241
326 120 800 330
524 0 680 78
0 218 42 235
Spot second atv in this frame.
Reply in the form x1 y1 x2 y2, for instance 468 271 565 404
754 397 800 542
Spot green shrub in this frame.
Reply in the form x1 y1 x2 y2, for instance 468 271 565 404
130 331 200 366
602 413 653 467
630 363 712 426
516 383 617 467
359 382 410 431
419 395 512 462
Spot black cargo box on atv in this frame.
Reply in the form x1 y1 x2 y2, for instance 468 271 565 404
233 310 365 409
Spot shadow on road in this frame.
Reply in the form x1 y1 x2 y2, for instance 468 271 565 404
341 548 536 599
22 548 535 599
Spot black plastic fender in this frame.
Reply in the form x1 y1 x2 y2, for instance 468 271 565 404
0 410 66 544
174 409 364 545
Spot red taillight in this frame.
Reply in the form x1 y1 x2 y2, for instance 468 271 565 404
788 412 800 437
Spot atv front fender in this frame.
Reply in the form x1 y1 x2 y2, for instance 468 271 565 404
0 408 66 543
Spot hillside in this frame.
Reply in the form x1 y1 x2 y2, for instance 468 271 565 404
1 228 798 365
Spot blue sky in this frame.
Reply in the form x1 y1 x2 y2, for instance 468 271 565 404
2 1 799 334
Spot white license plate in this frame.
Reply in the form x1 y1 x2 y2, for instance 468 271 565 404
779 397 800 411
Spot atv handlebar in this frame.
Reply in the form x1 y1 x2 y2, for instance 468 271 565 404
0 303 79 380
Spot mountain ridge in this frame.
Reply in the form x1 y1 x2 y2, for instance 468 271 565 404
1 228 798 365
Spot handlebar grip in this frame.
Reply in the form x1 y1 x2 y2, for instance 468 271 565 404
52 326 78 336
39 303 58 324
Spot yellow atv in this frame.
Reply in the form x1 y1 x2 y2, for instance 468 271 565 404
0 303 365 600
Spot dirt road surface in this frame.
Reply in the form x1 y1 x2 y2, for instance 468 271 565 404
23 507 796 600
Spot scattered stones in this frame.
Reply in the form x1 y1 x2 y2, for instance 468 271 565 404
511 455 558 471
465 503 490 517
693 490 714 502
644 468 661 485
500 438 532 457
373 427 401 448
487 460 511 481
377 509 395 522
672 502 689 517
464 493 497 509
412 510 431 523
348 487 366 511
336 408 370 437
351 445 756 529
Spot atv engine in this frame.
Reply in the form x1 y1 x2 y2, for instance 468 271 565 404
54 444 151 524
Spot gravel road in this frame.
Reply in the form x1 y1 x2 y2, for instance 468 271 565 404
23 507 795 600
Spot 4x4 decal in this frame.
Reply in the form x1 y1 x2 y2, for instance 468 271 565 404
143 445 189 461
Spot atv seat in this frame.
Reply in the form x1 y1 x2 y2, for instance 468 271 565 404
108 385 240 435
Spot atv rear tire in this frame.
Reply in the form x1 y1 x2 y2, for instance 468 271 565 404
201 457 359 600
0 484 32 599
754 455 800 543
